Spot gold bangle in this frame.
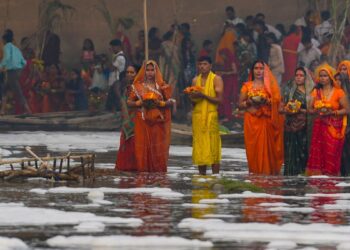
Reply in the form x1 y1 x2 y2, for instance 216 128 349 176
159 101 166 107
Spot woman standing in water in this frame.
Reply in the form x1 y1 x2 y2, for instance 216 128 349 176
281 67 314 175
306 64 349 176
238 60 284 175
127 60 174 172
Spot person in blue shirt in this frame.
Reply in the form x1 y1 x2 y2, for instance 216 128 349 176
0 31 31 115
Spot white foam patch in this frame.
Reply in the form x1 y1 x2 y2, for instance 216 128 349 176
219 191 310 200
30 186 174 195
0 132 119 152
72 204 101 208
309 175 330 179
47 235 213 248
178 218 350 245
74 222 105 233
306 193 350 199
267 240 297 249
336 182 350 187
338 242 350 250
0 237 28 250
323 200 350 210
199 199 230 204
182 177 191 181
0 203 142 227
151 191 185 199
259 202 290 207
267 207 315 213
0 148 12 157
203 214 236 219
95 163 115 169
110 208 132 212
182 203 213 208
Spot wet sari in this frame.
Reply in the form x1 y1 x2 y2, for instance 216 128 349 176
128 61 172 172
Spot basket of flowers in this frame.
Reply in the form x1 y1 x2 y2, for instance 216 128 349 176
247 89 268 104
285 99 302 113
314 99 332 114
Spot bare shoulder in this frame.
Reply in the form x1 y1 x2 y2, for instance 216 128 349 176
214 75 223 84
192 76 198 85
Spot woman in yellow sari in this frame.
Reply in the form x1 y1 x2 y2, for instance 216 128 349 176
238 60 284 175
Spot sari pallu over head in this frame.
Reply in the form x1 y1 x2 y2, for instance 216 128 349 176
314 64 347 140
248 61 285 130
132 60 172 124
337 60 350 93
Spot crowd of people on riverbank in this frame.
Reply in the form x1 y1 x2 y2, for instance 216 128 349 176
1 5 350 177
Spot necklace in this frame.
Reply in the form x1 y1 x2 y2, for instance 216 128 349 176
322 87 334 101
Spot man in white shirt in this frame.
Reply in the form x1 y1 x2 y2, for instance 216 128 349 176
294 10 313 27
298 37 321 68
106 39 126 111
108 39 126 87
225 6 245 26
315 10 333 44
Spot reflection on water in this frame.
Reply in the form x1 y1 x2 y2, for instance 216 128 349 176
191 176 217 218
242 177 283 223
1 144 350 249
308 178 346 225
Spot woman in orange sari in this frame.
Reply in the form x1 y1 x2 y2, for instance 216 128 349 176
127 60 173 172
306 64 349 176
239 60 284 175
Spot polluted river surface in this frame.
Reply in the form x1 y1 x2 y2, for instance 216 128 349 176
0 131 350 250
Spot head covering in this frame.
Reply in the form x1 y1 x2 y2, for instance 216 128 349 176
337 60 350 93
215 29 236 65
248 61 284 129
314 63 340 88
337 60 350 77
133 60 165 86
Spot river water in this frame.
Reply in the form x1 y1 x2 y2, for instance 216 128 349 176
0 131 350 250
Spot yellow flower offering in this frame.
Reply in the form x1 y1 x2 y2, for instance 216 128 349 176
314 99 332 113
285 99 302 113
247 89 267 104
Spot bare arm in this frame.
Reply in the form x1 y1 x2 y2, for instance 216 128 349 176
335 95 350 116
204 75 224 105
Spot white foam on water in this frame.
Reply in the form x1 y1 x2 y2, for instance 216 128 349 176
323 200 350 210
309 175 330 179
0 237 28 250
338 242 350 250
202 214 236 219
182 203 213 209
0 148 12 157
0 203 142 227
151 191 185 200
219 191 310 200
199 199 230 204
74 222 105 233
267 240 297 250
306 193 350 199
336 182 350 187
267 207 315 213
46 235 213 248
259 202 290 207
182 177 191 181
178 218 350 245
110 208 132 212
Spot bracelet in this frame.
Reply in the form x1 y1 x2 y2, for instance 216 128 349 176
159 101 166 107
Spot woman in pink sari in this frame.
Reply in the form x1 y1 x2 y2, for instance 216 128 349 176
306 64 350 176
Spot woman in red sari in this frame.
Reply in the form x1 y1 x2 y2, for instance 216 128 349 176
306 64 350 176
115 65 138 171
127 60 173 172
